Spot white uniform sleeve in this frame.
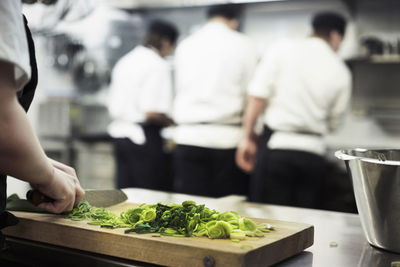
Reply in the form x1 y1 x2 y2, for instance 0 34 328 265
0 0 31 91
247 45 280 99
138 62 173 115
327 68 352 132
241 41 259 92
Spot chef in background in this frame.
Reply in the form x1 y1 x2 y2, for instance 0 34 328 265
173 4 258 197
236 12 351 208
107 20 178 191
0 0 84 248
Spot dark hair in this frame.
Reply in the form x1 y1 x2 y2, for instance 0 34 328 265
207 4 243 20
142 20 179 50
312 12 347 37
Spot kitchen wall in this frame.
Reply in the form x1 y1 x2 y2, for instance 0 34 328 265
355 0 400 38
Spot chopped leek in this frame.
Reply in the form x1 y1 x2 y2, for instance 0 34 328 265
67 200 274 241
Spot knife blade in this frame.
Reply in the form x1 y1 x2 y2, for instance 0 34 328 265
80 189 128 207
26 189 128 207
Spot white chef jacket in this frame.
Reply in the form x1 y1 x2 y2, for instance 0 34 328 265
107 45 173 144
249 37 351 155
0 0 31 91
173 21 258 149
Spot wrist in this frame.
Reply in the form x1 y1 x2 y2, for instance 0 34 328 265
34 162 56 189
243 131 256 141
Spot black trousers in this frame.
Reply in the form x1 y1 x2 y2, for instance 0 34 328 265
173 145 249 198
112 125 173 191
250 128 326 209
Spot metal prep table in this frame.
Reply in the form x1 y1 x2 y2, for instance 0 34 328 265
1 188 400 267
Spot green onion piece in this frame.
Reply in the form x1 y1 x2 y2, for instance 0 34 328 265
207 221 232 239
239 218 257 232
143 209 157 222
230 229 247 240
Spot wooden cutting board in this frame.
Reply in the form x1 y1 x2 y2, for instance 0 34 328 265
4 202 314 267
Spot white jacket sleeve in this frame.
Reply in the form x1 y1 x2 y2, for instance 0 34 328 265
247 45 280 100
0 0 31 91
241 41 259 93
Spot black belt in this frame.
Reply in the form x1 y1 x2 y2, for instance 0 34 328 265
265 125 322 137
180 121 242 127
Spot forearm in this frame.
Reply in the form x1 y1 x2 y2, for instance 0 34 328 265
0 88 53 186
242 96 267 140
0 62 84 212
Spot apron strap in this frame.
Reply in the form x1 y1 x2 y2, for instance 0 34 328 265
18 15 38 112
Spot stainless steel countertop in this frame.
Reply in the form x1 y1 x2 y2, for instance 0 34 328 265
3 188 400 267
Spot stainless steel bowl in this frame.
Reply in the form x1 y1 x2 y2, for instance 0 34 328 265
335 148 400 253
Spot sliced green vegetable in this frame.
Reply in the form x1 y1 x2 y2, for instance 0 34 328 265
207 221 232 239
239 218 257 232
230 229 247 240
67 200 274 242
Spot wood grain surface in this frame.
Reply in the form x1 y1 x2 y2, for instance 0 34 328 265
4 202 314 267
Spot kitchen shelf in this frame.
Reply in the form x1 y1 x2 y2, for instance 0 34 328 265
370 55 400 63
348 55 400 64
103 0 286 9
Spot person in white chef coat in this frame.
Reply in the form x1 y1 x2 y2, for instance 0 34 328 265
236 12 351 208
173 4 258 197
0 0 84 249
107 20 178 191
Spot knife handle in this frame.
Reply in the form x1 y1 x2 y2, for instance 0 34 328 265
26 190 54 206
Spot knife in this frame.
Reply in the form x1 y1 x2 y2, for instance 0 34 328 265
26 189 128 207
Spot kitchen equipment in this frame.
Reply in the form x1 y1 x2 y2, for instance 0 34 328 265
4 202 314 267
348 59 400 120
71 50 110 94
38 99 111 138
361 36 384 56
26 189 127 207
335 148 400 253
73 141 115 190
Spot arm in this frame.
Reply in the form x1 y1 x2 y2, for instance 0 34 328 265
0 62 84 213
236 96 267 173
236 45 278 173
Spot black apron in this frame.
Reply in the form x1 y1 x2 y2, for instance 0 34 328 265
0 15 38 249
113 123 173 191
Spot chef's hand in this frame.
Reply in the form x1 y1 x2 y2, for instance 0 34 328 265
48 158 78 178
32 160 84 214
236 137 257 173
